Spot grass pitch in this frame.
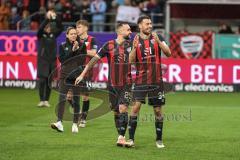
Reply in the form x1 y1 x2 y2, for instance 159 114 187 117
0 88 239 160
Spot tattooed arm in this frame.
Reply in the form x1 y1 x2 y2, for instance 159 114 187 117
75 55 100 85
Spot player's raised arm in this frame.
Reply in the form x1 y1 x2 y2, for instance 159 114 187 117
129 48 136 64
129 35 139 64
152 32 171 57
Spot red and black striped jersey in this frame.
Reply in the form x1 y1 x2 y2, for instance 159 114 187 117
79 35 98 81
135 34 165 85
79 35 98 65
97 39 132 87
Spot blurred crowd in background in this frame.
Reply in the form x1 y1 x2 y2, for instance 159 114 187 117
0 0 165 31
1 0 239 33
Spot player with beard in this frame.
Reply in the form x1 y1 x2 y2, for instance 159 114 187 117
75 22 132 146
125 15 171 148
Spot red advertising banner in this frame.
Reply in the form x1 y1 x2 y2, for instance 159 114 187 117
0 56 37 80
1 56 240 84
0 55 109 82
162 58 240 84
170 31 213 59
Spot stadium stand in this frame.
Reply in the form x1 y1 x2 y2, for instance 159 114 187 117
0 0 166 32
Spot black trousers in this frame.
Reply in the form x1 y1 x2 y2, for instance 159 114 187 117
57 79 80 123
38 77 51 101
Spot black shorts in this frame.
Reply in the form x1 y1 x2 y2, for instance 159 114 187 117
58 79 80 95
132 83 165 107
108 85 131 112
80 81 92 95
64 76 91 94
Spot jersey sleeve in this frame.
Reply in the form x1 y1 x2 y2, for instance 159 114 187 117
90 37 98 50
97 42 108 58
158 34 165 42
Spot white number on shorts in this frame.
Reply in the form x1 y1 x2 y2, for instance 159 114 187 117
124 92 130 99
158 92 165 99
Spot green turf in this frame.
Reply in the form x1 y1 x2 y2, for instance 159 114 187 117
0 88 239 160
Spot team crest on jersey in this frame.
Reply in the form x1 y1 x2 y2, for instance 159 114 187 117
127 47 131 53
65 47 69 51
150 39 155 44
85 42 89 46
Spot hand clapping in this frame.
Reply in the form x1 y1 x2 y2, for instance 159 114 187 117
72 41 79 51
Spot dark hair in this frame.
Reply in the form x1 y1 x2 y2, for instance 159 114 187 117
137 15 151 24
116 22 129 30
76 20 89 28
66 26 76 34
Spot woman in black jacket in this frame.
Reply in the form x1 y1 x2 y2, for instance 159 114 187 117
37 10 63 107
51 27 87 133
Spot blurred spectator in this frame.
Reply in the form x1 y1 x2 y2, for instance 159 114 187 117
30 20 39 31
0 1 11 30
1 0 166 31
116 0 140 31
219 23 234 34
36 10 63 107
147 0 160 12
9 6 21 30
147 0 162 28
11 0 24 14
72 0 81 11
20 9 31 31
29 0 47 28
90 0 107 32
62 0 72 21
236 25 240 34
112 0 125 6
27 0 45 14
124 0 131 6
139 1 149 13
107 0 119 31
78 0 91 22
104 0 114 31
54 0 64 12
47 0 55 10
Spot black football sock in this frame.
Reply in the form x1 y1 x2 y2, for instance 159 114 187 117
119 112 128 137
39 78 45 101
128 116 138 141
81 100 90 120
45 78 51 101
155 116 164 141
72 96 80 123
114 113 121 135
57 94 66 122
